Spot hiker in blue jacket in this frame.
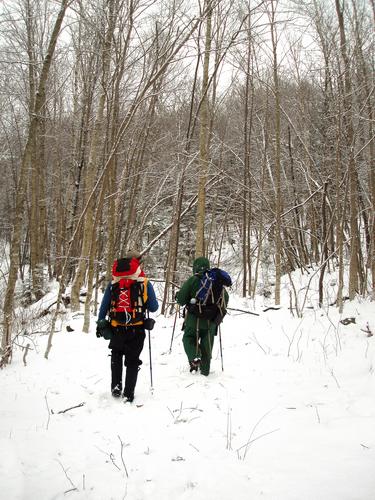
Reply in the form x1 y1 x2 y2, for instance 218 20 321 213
97 250 158 401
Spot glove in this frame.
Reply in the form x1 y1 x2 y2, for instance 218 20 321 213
96 319 113 340
144 317 155 331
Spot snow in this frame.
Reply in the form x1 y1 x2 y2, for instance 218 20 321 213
1 273 375 500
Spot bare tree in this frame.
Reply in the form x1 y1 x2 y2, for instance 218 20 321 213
269 0 282 304
195 0 213 257
335 0 361 299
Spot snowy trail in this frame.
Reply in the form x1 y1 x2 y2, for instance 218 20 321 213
1 295 375 500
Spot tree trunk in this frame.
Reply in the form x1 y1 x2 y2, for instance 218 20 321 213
335 0 360 299
351 0 375 293
242 15 253 297
195 0 212 257
70 0 117 311
83 177 106 333
270 0 282 305
318 181 329 307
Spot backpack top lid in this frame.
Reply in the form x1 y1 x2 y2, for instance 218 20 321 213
112 257 145 282
209 268 232 287
195 267 232 304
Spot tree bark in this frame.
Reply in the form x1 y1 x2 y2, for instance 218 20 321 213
270 0 282 305
195 0 213 257
70 0 117 311
335 0 360 299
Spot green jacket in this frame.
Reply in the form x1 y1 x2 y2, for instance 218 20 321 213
175 257 229 331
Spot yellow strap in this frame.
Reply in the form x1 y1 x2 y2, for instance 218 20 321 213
142 278 148 304
111 319 144 327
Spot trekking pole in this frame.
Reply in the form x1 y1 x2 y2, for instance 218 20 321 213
195 317 200 359
146 310 154 390
169 305 179 354
218 324 224 371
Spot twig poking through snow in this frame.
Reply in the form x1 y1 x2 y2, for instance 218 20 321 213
236 428 280 460
361 323 373 337
329 369 341 389
110 453 121 471
56 459 77 493
226 407 232 450
282 319 304 358
314 405 321 424
237 408 277 460
118 435 129 478
45 391 51 430
189 443 200 452
250 332 270 355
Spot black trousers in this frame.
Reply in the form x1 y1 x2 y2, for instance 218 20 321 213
108 327 146 397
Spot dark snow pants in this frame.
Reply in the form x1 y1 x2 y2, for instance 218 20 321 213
108 326 145 398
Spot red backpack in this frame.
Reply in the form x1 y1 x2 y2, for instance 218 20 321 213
110 258 148 325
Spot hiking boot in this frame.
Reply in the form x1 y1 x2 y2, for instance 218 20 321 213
123 392 134 403
189 358 201 373
112 387 122 398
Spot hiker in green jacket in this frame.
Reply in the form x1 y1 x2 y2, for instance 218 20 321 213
175 257 230 376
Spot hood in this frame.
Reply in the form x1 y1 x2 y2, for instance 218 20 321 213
111 257 145 283
193 256 210 275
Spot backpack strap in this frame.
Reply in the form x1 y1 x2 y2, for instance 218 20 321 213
131 278 148 323
134 278 148 311
195 271 214 305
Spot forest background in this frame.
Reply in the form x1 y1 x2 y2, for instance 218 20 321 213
0 0 374 365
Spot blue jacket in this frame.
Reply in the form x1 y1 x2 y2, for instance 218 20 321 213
98 280 158 320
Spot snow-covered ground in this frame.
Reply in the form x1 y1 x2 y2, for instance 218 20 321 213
1 272 375 500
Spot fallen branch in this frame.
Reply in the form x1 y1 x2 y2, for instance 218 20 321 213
228 307 260 316
329 296 350 306
38 295 72 318
37 301 57 317
52 402 85 414
340 317 356 326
